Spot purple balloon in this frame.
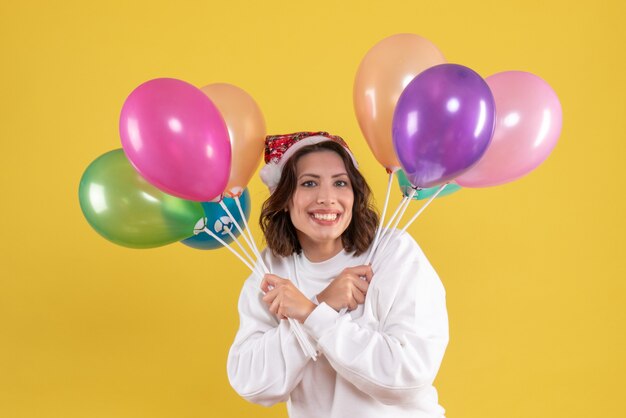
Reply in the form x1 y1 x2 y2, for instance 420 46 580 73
392 64 496 188
120 78 231 202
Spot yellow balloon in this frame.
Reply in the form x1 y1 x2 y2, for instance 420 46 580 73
200 83 266 195
353 34 446 170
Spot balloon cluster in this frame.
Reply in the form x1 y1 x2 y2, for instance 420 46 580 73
79 80 266 249
354 34 563 197
78 79 317 358
80 34 562 250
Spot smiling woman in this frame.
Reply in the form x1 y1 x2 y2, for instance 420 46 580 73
227 132 449 418
260 135 377 261
287 151 356 259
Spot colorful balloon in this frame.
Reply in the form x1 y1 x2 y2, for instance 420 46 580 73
395 169 462 200
392 64 496 188
120 78 231 202
78 149 205 249
354 33 446 170
200 83 266 196
181 189 252 250
455 71 563 188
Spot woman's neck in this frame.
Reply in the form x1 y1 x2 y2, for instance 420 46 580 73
298 235 344 262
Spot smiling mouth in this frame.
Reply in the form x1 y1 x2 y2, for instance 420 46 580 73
310 212 340 222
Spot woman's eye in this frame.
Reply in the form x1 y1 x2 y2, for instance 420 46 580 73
301 180 317 187
335 180 349 187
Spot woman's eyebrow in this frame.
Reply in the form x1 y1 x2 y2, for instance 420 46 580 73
298 173 320 179
298 173 348 179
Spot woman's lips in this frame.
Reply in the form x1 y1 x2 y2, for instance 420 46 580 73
309 212 341 224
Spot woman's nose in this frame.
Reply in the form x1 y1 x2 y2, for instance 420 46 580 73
316 184 336 204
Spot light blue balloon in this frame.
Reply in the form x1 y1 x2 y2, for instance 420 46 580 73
181 189 251 250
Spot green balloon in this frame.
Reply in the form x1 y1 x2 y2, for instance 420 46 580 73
79 149 205 248
396 169 462 200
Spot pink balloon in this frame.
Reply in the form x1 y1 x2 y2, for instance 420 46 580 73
455 71 562 188
120 78 231 201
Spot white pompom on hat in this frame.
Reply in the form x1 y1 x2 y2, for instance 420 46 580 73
259 131 358 193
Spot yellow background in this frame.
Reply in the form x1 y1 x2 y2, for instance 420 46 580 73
1 0 624 417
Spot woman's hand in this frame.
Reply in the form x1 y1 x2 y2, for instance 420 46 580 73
261 274 317 323
316 265 373 312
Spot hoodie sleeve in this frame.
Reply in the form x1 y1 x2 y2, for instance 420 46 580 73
226 254 315 406
302 231 449 405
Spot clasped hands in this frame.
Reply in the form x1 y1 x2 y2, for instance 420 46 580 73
260 265 373 323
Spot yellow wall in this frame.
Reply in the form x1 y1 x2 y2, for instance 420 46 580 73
1 1 624 417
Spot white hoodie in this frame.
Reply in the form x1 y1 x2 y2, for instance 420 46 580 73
227 230 449 418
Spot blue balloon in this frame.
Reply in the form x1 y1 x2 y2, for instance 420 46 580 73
181 189 251 250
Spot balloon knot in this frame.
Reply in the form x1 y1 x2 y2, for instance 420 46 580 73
209 193 224 203
225 187 243 198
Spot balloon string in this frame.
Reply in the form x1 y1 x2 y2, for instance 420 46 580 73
221 200 272 284
366 196 405 264
234 196 257 251
361 196 405 277
207 225 316 361
372 188 417 261
374 191 412 254
376 183 448 257
399 183 448 235
224 227 264 278
365 170 395 266
288 318 317 360
223 226 255 264
379 196 409 245
228 197 317 361
349 170 396 316
219 201 257 258
234 196 269 274
203 227 257 274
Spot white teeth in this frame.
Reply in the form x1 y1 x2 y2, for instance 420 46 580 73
312 213 338 221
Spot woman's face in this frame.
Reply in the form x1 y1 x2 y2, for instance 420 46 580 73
288 150 354 251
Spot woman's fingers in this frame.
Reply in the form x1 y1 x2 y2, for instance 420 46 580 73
363 268 373 282
350 275 369 294
261 278 314 322
260 276 272 293
316 270 370 312
352 286 365 305
347 299 358 311
262 287 279 304
344 265 373 282
261 274 287 293
268 294 281 316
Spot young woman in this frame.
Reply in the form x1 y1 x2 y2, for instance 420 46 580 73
227 132 449 418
